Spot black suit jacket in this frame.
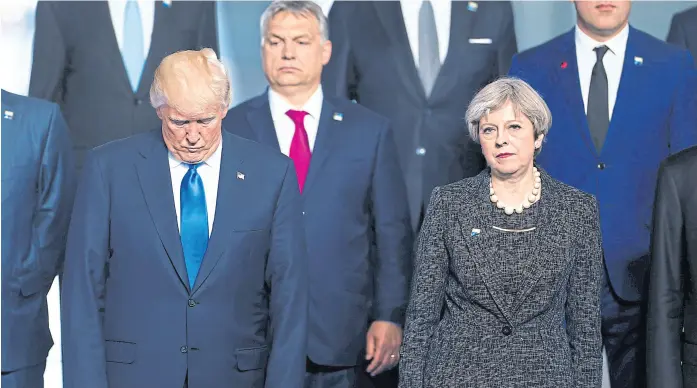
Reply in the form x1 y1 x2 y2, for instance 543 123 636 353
322 1 517 231
667 6 697 66
647 146 697 388
39 0 217 169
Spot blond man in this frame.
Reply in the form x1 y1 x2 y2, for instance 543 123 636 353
61 49 308 388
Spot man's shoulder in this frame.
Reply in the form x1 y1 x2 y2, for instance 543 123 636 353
662 146 697 174
672 6 697 28
226 131 290 168
326 97 390 131
513 31 571 68
2 90 58 117
631 26 686 59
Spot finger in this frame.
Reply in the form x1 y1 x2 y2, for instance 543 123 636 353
374 349 397 375
369 340 387 376
365 333 375 360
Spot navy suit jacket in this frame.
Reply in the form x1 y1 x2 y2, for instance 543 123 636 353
509 26 697 302
61 130 307 387
667 6 697 66
1 90 76 372
224 93 413 366
322 1 517 232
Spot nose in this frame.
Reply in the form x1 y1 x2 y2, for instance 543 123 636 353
495 127 510 147
281 42 296 60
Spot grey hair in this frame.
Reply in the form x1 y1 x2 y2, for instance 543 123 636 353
465 77 552 155
260 0 329 45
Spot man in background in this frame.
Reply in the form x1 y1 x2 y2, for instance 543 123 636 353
1 89 76 388
225 2 413 387
42 0 218 170
323 0 517 234
509 1 697 386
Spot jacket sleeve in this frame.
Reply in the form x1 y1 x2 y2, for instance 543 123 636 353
398 187 449 388
647 161 685 388
565 196 604 388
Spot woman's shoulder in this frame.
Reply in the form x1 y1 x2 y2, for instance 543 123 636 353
432 171 488 202
542 171 598 216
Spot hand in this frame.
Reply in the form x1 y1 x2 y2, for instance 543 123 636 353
365 320 402 377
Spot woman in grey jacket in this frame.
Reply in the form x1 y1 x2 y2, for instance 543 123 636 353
399 77 603 388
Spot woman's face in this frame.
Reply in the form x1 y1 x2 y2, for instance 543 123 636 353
478 101 543 177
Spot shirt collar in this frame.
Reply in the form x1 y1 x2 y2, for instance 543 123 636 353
268 85 324 121
168 140 223 169
575 23 629 58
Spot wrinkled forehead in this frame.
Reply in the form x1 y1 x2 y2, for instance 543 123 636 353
480 101 525 124
163 104 221 121
267 11 320 38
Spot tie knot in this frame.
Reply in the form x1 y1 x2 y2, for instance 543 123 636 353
185 162 203 171
594 45 609 61
286 109 308 125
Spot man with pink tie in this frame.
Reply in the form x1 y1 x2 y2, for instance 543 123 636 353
224 2 413 387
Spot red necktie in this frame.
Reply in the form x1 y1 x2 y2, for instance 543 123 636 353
286 109 311 193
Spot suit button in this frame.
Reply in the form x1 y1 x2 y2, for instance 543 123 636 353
415 147 426 156
188 299 196 307
597 162 606 170
180 346 188 353
134 98 142 105
501 326 512 336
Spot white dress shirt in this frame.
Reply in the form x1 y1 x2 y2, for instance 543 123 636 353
108 0 155 60
268 86 324 156
0 0 38 96
575 24 629 119
400 0 451 66
168 142 222 236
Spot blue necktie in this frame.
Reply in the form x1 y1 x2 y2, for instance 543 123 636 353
180 163 208 287
123 0 145 91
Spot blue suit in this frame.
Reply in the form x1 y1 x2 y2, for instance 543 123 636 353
61 129 307 388
1 90 76 385
224 94 413 368
509 26 697 387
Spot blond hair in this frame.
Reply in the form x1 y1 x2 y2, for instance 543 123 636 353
150 48 232 114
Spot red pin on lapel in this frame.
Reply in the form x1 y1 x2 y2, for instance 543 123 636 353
560 61 568 69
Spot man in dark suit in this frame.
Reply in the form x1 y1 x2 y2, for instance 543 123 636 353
42 0 217 170
61 49 307 388
647 146 697 388
667 6 697 65
1 90 76 388
323 0 517 233
508 1 697 387
224 2 413 387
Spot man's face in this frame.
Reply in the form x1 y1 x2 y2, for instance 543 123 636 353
574 1 631 39
261 11 332 91
158 104 227 163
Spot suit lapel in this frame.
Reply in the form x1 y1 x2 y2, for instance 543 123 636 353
246 96 282 150
429 1 475 101
192 132 246 293
302 99 340 194
373 2 426 102
136 133 189 290
457 173 515 322
552 31 596 156
602 28 642 157
96 1 135 96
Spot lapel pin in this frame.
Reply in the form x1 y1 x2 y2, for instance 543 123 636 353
467 1 478 12
560 61 568 69
634 56 643 66
332 112 343 121
471 228 481 237
236 172 245 180
3 110 14 120
163 0 172 7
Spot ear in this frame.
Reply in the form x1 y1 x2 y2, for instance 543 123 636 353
321 39 332 66
156 107 163 120
534 133 545 149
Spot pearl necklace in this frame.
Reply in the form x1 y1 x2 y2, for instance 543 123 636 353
489 167 542 215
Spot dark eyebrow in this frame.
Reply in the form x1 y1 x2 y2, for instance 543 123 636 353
168 117 189 124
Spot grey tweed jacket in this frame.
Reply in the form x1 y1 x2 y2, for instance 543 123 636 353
399 169 603 387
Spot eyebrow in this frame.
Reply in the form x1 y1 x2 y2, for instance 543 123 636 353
268 33 313 41
168 116 215 124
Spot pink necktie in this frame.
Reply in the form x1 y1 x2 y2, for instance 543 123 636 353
286 109 311 193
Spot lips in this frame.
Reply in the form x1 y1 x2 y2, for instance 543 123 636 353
496 153 514 159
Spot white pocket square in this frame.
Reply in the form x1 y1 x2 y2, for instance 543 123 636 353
469 38 492 45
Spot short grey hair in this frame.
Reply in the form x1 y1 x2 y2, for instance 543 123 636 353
260 1 329 45
465 77 552 153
